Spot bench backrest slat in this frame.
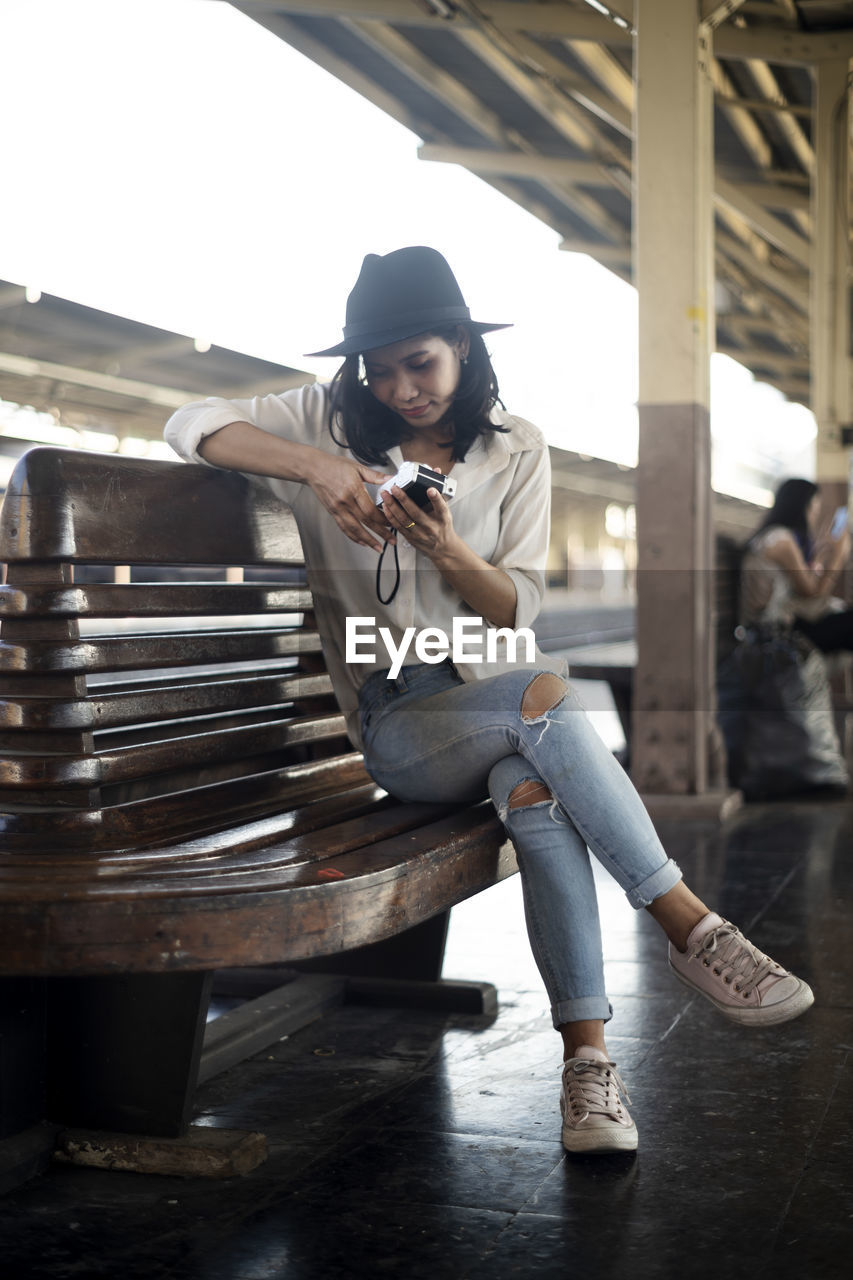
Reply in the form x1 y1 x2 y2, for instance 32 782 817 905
0 448 303 566
0 583 314 617
0 448 364 850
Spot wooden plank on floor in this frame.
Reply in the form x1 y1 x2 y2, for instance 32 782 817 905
54 1126 267 1178
198 974 346 1084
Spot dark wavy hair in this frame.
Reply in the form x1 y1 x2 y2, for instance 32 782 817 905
755 477 819 561
327 325 506 467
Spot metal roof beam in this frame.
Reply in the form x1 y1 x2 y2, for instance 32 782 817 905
508 34 811 271
232 1 853 62
344 18 509 144
535 32 810 269
714 91 811 118
0 352 200 409
716 258 810 342
717 230 810 312
720 165 809 187
420 140 810 271
230 3 422 132
702 1 748 27
505 30 633 136
723 179 810 212
715 175 810 265
713 24 853 64
445 26 630 243
452 24 603 152
233 8 618 252
743 57 815 177
719 310 807 346
563 34 633 117
417 143 617 183
710 58 774 169
348 18 629 241
476 1 630 39
710 53 812 242
732 56 813 243
232 2 635 43
557 240 631 265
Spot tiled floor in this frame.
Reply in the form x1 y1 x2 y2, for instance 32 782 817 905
2 798 851 1279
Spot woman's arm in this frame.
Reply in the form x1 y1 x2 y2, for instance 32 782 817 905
763 526 851 597
198 421 393 553
434 546 519 631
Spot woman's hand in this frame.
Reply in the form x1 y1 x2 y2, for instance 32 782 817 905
767 526 850 598
197 422 392 552
379 484 459 561
380 483 519 629
302 452 394 552
833 527 851 558
813 527 850 570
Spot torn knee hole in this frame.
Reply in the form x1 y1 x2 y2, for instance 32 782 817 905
508 780 554 809
521 672 567 721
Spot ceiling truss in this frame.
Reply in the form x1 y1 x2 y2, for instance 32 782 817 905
230 1 853 407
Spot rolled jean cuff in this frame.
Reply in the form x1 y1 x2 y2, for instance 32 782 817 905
551 995 614 1029
626 858 682 910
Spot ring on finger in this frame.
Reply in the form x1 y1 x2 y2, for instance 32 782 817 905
404 520 416 530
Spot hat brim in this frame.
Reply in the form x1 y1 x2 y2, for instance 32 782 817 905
305 319 511 359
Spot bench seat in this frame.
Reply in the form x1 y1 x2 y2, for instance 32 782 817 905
0 447 513 1170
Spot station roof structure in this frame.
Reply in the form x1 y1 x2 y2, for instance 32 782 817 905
0 274 761 524
229 0 853 408
0 280 312 445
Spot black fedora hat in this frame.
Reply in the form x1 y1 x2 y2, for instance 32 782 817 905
305 246 510 358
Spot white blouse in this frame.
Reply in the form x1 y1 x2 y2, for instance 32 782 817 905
164 381 562 746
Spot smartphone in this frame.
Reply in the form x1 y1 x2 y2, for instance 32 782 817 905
831 506 849 538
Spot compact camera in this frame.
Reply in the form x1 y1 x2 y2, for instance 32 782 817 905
376 461 457 510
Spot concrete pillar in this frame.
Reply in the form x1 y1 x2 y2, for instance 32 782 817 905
632 1 717 797
811 57 853 508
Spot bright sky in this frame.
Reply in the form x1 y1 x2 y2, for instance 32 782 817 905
0 0 817 498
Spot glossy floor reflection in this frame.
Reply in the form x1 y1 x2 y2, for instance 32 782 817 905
3 798 852 1279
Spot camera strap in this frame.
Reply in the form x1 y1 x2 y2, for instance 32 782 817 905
376 538 401 605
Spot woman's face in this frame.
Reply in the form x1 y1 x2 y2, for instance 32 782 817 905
807 492 821 529
362 331 467 431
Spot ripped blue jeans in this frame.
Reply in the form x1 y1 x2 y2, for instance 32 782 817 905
358 660 682 1028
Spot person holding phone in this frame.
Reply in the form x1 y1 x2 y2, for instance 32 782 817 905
741 478 853 650
165 247 814 1155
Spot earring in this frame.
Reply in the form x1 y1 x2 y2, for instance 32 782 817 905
461 353 469 365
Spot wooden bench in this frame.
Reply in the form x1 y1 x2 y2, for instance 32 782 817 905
0 446 515 1186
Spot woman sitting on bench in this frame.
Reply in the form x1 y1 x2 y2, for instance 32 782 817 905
165 247 813 1156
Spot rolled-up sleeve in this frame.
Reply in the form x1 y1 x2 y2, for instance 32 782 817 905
491 445 551 629
164 382 332 467
164 397 252 465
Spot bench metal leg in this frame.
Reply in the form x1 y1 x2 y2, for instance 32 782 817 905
0 978 46 1140
295 912 452 982
46 972 213 1138
0 979 58 1192
292 913 498 1014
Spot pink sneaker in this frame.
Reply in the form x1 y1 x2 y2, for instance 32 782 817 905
560 1046 638 1154
668 913 814 1026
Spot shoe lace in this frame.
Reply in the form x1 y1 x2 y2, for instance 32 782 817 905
563 1058 632 1123
690 921 778 995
